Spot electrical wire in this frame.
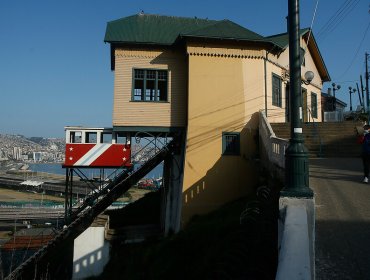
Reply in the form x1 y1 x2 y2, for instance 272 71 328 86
305 0 320 48
317 0 360 40
337 19 370 79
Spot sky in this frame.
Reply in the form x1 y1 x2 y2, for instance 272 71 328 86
0 0 369 138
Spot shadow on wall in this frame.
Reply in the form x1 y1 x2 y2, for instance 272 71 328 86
73 245 109 279
72 229 110 280
151 51 187 127
182 113 261 224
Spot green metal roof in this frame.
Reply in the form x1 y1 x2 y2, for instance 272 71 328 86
104 14 264 45
104 14 330 81
264 28 310 48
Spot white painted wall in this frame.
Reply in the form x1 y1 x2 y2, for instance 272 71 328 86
72 227 110 279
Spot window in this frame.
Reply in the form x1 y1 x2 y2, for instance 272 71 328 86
311 92 318 118
272 74 282 107
101 133 112 144
70 131 82 143
133 69 168 102
116 133 127 144
300 48 306 66
86 132 97 143
222 132 240 155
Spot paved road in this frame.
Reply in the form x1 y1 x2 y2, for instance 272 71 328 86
310 157 370 280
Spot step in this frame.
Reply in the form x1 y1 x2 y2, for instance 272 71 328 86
269 121 364 158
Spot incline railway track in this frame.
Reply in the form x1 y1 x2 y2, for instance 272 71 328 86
6 139 176 280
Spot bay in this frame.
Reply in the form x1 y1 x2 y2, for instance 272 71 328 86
28 162 164 179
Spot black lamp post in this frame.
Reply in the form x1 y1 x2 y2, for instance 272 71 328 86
349 86 356 112
282 0 313 198
332 83 341 98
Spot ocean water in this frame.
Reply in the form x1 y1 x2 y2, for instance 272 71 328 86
28 162 164 179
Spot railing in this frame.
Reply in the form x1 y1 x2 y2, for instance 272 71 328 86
259 111 289 169
324 110 344 122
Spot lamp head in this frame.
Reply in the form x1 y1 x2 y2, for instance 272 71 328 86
304 71 314 84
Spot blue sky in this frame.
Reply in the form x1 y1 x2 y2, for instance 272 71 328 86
0 0 369 138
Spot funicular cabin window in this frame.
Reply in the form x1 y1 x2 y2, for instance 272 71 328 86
70 131 82 143
85 132 97 143
116 133 127 144
133 69 168 102
101 133 112 144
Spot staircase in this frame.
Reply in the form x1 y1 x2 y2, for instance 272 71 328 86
271 121 364 157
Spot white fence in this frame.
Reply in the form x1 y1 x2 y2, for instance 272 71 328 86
259 111 289 169
323 110 344 122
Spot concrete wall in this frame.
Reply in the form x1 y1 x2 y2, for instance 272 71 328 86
276 198 315 280
72 226 110 279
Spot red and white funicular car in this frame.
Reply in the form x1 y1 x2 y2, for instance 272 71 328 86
63 127 132 168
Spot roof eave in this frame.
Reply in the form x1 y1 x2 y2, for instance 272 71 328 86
179 34 280 49
303 31 331 82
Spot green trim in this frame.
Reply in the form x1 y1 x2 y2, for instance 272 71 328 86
222 132 240 156
272 73 282 108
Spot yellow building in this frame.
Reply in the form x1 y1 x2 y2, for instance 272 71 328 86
104 14 330 231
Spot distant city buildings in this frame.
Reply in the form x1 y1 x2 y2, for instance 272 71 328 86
13 147 22 160
0 134 65 164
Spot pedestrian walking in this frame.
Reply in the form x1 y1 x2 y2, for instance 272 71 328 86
358 125 370 183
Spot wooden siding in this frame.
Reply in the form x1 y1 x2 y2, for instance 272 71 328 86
112 48 187 128
266 40 323 123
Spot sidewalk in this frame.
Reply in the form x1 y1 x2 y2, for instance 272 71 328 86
310 157 370 279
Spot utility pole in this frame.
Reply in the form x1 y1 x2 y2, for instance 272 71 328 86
361 75 365 111
366 52 370 123
357 83 362 108
348 86 356 112
282 0 312 197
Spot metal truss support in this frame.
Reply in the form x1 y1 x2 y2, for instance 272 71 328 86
64 168 74 225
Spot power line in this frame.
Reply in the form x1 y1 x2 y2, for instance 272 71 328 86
338 20 370 79
317 0 360 40
305 0 320 46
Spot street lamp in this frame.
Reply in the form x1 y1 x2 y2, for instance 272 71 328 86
303 71 314 85
332 83 341 98
282 0 313 198
348 86 356 112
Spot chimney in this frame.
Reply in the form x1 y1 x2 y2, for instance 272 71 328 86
327 88 332 96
